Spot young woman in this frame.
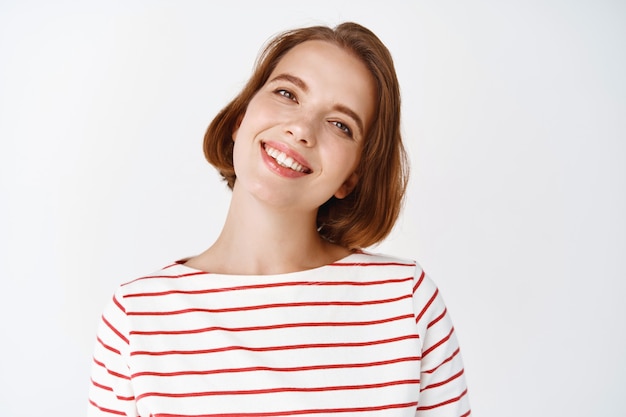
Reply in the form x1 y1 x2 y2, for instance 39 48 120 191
88 22 470 417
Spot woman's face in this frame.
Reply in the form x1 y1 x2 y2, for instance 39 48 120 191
231 40 376 213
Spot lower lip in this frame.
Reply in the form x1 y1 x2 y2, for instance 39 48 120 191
260 143 309 178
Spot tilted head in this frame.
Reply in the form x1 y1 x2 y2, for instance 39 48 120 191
204 22 408 249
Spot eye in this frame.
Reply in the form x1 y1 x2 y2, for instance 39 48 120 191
331 120 353 137
275 89 297 102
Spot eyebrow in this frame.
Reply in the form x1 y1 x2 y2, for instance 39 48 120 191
270 73 309 93
332 103 365 138
268 73 365 137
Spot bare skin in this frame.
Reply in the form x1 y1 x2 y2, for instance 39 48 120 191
185 40 376 275
185 183 350 275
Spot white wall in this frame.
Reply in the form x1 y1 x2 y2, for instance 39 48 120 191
1 1 624 415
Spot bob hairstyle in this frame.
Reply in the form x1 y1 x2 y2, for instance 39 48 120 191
204 22 408 249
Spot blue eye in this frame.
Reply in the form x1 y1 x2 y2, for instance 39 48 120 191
332 121 352 137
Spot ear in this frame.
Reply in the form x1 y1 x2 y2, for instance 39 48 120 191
334 172 359 199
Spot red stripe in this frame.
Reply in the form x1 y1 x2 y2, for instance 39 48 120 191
122 271 209 286
416 388 468 411
423 347 461 374
331 261 415 267
132 356 421 378
412 270 425 293
91 378 113 392
113 295 126 314
423 327 455 357
92 357 132 380
131 334 419 356
97 336 121 355
421 369 465 391
91 379 135 401
461 409 472 416
136 379 420 401
130 314 414 336
125 277 412 299
127 294 411 316
154 401 418 417
415 288 438 324
88 399 126 416
108 368 131 381
122 260 413 287
102 316 129 345
427 307 447 329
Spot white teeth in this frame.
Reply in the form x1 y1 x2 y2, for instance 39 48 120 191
264 145 308 173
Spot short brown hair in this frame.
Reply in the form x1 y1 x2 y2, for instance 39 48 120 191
204 22 408 249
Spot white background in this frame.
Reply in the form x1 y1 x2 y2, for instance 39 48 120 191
1 1 625 416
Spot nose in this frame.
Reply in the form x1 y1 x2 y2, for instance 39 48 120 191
285 113 316 147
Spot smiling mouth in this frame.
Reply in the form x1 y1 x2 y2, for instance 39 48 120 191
263 143 312 174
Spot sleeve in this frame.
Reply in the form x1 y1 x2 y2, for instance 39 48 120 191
412 267 471 417
87 289 138 417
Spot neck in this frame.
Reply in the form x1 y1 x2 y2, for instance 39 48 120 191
186 183 351 275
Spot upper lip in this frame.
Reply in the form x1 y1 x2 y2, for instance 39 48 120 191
262 140 313 172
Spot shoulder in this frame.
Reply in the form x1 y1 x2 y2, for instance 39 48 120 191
345 252 445 309
112 262 209 302
325 250 424 282
339 250 418 268
348 251 439 289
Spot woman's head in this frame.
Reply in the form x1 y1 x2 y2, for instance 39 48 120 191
204 22 408 249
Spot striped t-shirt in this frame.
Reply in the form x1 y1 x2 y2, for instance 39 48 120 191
88 251 470 416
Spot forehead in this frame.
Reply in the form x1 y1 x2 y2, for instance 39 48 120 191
271 40 371 84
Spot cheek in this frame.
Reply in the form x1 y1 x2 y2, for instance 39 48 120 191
337 144 361 169
240 95 274 124
324 145 361 181
231 111 260 145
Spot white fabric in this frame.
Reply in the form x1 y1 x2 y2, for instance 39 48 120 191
88 251 470 416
